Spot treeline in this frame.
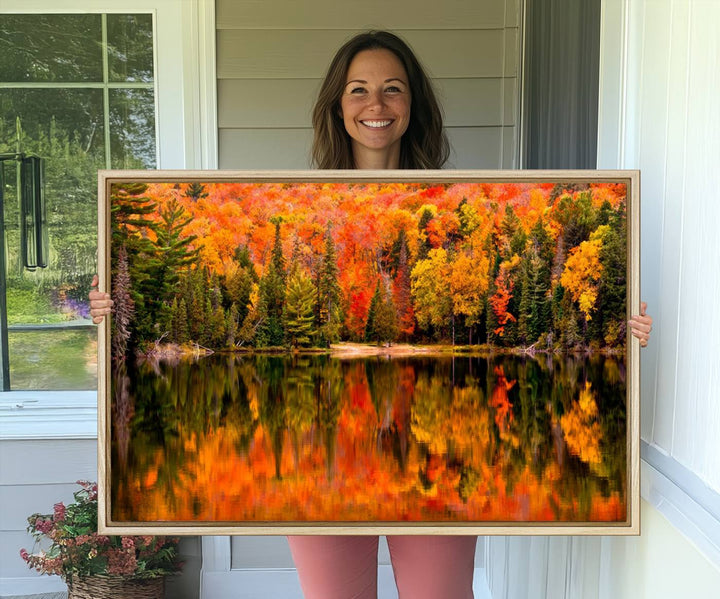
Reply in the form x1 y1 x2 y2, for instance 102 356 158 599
111 182 627 358
111 183 345 358
406 189 628 350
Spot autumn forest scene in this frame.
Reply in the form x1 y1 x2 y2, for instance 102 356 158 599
109 179 629 525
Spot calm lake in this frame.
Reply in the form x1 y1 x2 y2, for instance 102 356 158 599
111 351 627 524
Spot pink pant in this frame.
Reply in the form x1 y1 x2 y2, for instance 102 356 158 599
287 535 477 599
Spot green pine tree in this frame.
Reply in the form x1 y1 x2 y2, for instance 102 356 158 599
284 269 317 348
316 225 343 346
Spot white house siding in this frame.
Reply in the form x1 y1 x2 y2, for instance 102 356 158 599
0 440 96 595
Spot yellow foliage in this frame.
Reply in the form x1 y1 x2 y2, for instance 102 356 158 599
450 251 490 322
500 254 522 272
560 382 602 465
560 230 605 321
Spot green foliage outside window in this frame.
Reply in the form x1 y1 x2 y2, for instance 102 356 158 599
0 13 156 389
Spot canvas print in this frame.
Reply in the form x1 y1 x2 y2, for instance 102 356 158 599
99 171 639 534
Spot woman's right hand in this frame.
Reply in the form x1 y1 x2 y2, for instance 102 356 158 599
89 274 113 324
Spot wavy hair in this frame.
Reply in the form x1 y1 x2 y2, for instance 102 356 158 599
311 31 449 170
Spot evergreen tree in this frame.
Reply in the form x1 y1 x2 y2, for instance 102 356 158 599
518 218 553 345
595 209 627 346
365 280 399 345
257 220 286 347
257 263 285 347
364 281 382 343
184 182 209 202
207 274 226 347
226 303 240 347
501 204 521 257
224 245 257 326
374 286 400 345
417 207 434 261
270 217 286 283
110 183 161 342
171 297 189 344
393 232 415 339
556 191 597 248
284 269 317 348
111 245 135 361
155 198 200 293
316 225 343 347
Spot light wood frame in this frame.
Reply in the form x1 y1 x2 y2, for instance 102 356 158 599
98 169 640 536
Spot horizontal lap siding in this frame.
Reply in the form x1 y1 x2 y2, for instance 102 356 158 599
0 439 96 579
216 1 521 170
216 0 515 30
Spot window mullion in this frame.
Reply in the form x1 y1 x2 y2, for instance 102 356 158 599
102 13 112 169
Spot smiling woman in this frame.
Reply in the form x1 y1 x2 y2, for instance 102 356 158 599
311 30 448 170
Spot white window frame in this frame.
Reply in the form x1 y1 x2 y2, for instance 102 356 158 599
0 0 217 440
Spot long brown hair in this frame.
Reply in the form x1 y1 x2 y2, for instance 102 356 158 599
311 31 449 170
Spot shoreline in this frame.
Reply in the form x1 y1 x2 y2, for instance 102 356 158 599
131 341 625 362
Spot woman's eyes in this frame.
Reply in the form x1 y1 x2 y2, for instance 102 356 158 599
347 86 404 95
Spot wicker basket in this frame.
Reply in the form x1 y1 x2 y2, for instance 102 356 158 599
67 575 165 599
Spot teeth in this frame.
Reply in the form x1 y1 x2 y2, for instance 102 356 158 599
362 120 392 128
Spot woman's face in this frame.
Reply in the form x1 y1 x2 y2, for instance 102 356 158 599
340 48 411 168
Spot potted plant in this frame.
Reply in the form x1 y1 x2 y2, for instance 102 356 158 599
20 480 182 599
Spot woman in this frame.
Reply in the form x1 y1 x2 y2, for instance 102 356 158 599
90 30 653 598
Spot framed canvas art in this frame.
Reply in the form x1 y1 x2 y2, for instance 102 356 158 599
97 170 640 535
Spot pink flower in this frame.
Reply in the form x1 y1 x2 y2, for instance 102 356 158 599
34 518 54 535
19 549 29 562
53 502 66 521
107 548 137 576
121 537 135 550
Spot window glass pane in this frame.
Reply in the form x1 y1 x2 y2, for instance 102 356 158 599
8 330 97 391
0 14 103 82
0 13 156 391
2 89 103 390
110 89 157 168
107 14 155 83
1 89 105 278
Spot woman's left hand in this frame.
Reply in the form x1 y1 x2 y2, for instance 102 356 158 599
629 301 652 348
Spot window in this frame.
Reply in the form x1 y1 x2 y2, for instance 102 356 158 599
0 13 156 390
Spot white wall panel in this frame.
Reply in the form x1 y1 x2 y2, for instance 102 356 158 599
652 0 690 455
635 0 673 451
671 1 720 486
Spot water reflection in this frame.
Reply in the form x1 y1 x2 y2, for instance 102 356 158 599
111 353 626 523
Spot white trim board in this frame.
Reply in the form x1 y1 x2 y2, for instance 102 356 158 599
641 443 720 568
0 391 96 440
